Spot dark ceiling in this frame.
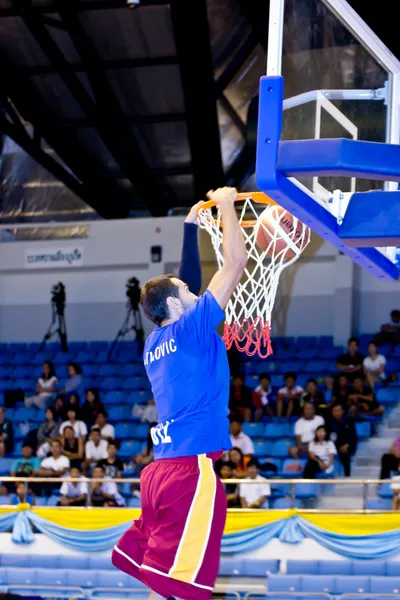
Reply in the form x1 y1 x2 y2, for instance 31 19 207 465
0 0 269 220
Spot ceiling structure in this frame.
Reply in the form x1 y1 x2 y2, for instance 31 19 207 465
0 0 269 221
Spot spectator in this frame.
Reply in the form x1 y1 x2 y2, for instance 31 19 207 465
301 378 326 415
83 426 109 474
218 461 238 507
276 372 304 418
59 466 88 507
53 395 65 422
363 342 387 388
63 393 81 417
95 411 115 441
25 361 57 409
61 425 84 469
0 406 14 457
62 363 84 399
80 388 104 428
229 447 250 479
97 441 123 479
289 403 324 458
10 443 40 481
327 404 357 477
374 309 400 349
229 374 253 422
331 374 351 409
303 425 336 478
229 420 254 457
253 373 274 421
90 465 125 507
34 440 70 493
239 459 271 508
11 482 36 506
348 376 384 418
132 397 158 425
60 408 88 440
322 375 334 405
380 437 400 480
133 431 154 477
336 337 365 382
36 407 60 447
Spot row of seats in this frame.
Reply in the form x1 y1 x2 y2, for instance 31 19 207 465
286 559 400 576
0 376 151 393
268 573 400 594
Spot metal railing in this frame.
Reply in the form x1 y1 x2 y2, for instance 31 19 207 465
0 476 394 511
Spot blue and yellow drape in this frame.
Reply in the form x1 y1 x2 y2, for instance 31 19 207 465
1 506 400 559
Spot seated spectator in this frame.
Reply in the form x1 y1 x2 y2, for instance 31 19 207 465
289 402 324 459
363 342 387 388
217 461 238 507
62 362 84 399
229 374 253 422
374 309 400 349
348 376 384 418
61 425 84 469
301 378 326 415
90 465 125 507
63 392 81 417
331 374 350 409
83 426 109 474
97 441 123 479
253 373 274 421
327 404 357 477
36 407 60 448
303 425 336 478
80 388 104 428
25 361 57 409
276 372 304 418
34 439 70 494
229 447 250 479
336 337 365 382
380 436 400 480
53 395 65 422
0 406 14 457
10 443 40 483
11 482 36 506
229 419 254 457
59 466 88 507
239 459 271 508
60 408 88 441
322 375 334 405
95 411 115 441
132 397 158 425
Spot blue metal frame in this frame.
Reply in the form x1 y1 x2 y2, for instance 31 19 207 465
256 76 400 281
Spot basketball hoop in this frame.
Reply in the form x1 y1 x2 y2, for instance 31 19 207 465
197 192 311 358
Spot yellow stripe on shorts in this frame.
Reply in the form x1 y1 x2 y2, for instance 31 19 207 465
168 454 217 584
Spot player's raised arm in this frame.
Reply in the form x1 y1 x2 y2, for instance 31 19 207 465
178 200 204 296
207 187 247 309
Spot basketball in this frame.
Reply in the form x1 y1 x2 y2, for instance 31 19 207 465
255 205 305 259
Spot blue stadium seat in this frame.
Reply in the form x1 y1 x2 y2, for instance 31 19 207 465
0 567 6 587
13 407 37 422
29 555 60 569
115 423 132 440
128 497 141 507
12 366 32 378
271 498 302 509
286 561 318 574
268 574 301 592
377 388 399 404
352 560 387 576
33 497 47 506
75 351 91 363
32 352 55 365
66 569 98 588
260 458 281 473
47 495 60 507
295 347 319 359
296 336 318 348
281 361 307 372
59 556 89 570
106 391 130 405
366 497 392 510
242 423 265 437
96 570 133 589
34 568 68 586
245 375 259 389
88 556 114 571
108 406 133 421
218 557 244 576
87 341 110 351
295 483 320 498
271 439 291 458
301 575 335 593
0 458 14 476
355 422 371 438
84 364 99 376
256 361 283 374
252 440 272 457
98 364 120 377
304 360 330 373
123 377 150 391
319 336 334 347
270 374 283 387
370 576 400 594
318 561 352 575
128 390 153 404
14 379 34 392
387 562 400 576
386 358 400 372
91 351 110 364
134 423 150 439
10 442 23 457
320 346 342 359
265 422 292 439
54 352 75 365
378 483 393 498
120 364 146 377
270 483 289 498
119 440 143 457
0 554 30 568
243 559 279 576
6 567 38 585
334 575 370 594
101 377 121 391
281 459 306 476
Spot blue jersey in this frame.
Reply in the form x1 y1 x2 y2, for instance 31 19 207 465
143 290 232 459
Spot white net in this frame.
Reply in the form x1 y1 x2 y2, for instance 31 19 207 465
198 194 311 357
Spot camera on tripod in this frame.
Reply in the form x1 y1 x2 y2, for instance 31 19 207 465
126 277 141 311
51 282 66 315
108 276 144 357
40 282 68 352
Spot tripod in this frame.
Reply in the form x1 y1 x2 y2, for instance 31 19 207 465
108 304 144 359
40 300 69 352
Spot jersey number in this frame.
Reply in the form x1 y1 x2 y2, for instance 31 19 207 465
151 420 173 446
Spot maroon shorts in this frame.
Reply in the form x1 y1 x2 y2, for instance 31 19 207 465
112 452 227 600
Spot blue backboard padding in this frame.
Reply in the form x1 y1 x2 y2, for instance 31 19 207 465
255 75 399 281
339 190 400 246
278 138 400 182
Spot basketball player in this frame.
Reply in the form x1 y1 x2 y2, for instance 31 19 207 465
112 187 247 600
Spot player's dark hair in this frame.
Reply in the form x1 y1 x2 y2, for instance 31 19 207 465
140 274 180 326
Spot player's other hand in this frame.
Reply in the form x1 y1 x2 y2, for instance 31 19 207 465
208 186 237 207
185 200 205 224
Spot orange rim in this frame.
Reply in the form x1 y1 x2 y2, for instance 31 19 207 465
198 191 277 228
